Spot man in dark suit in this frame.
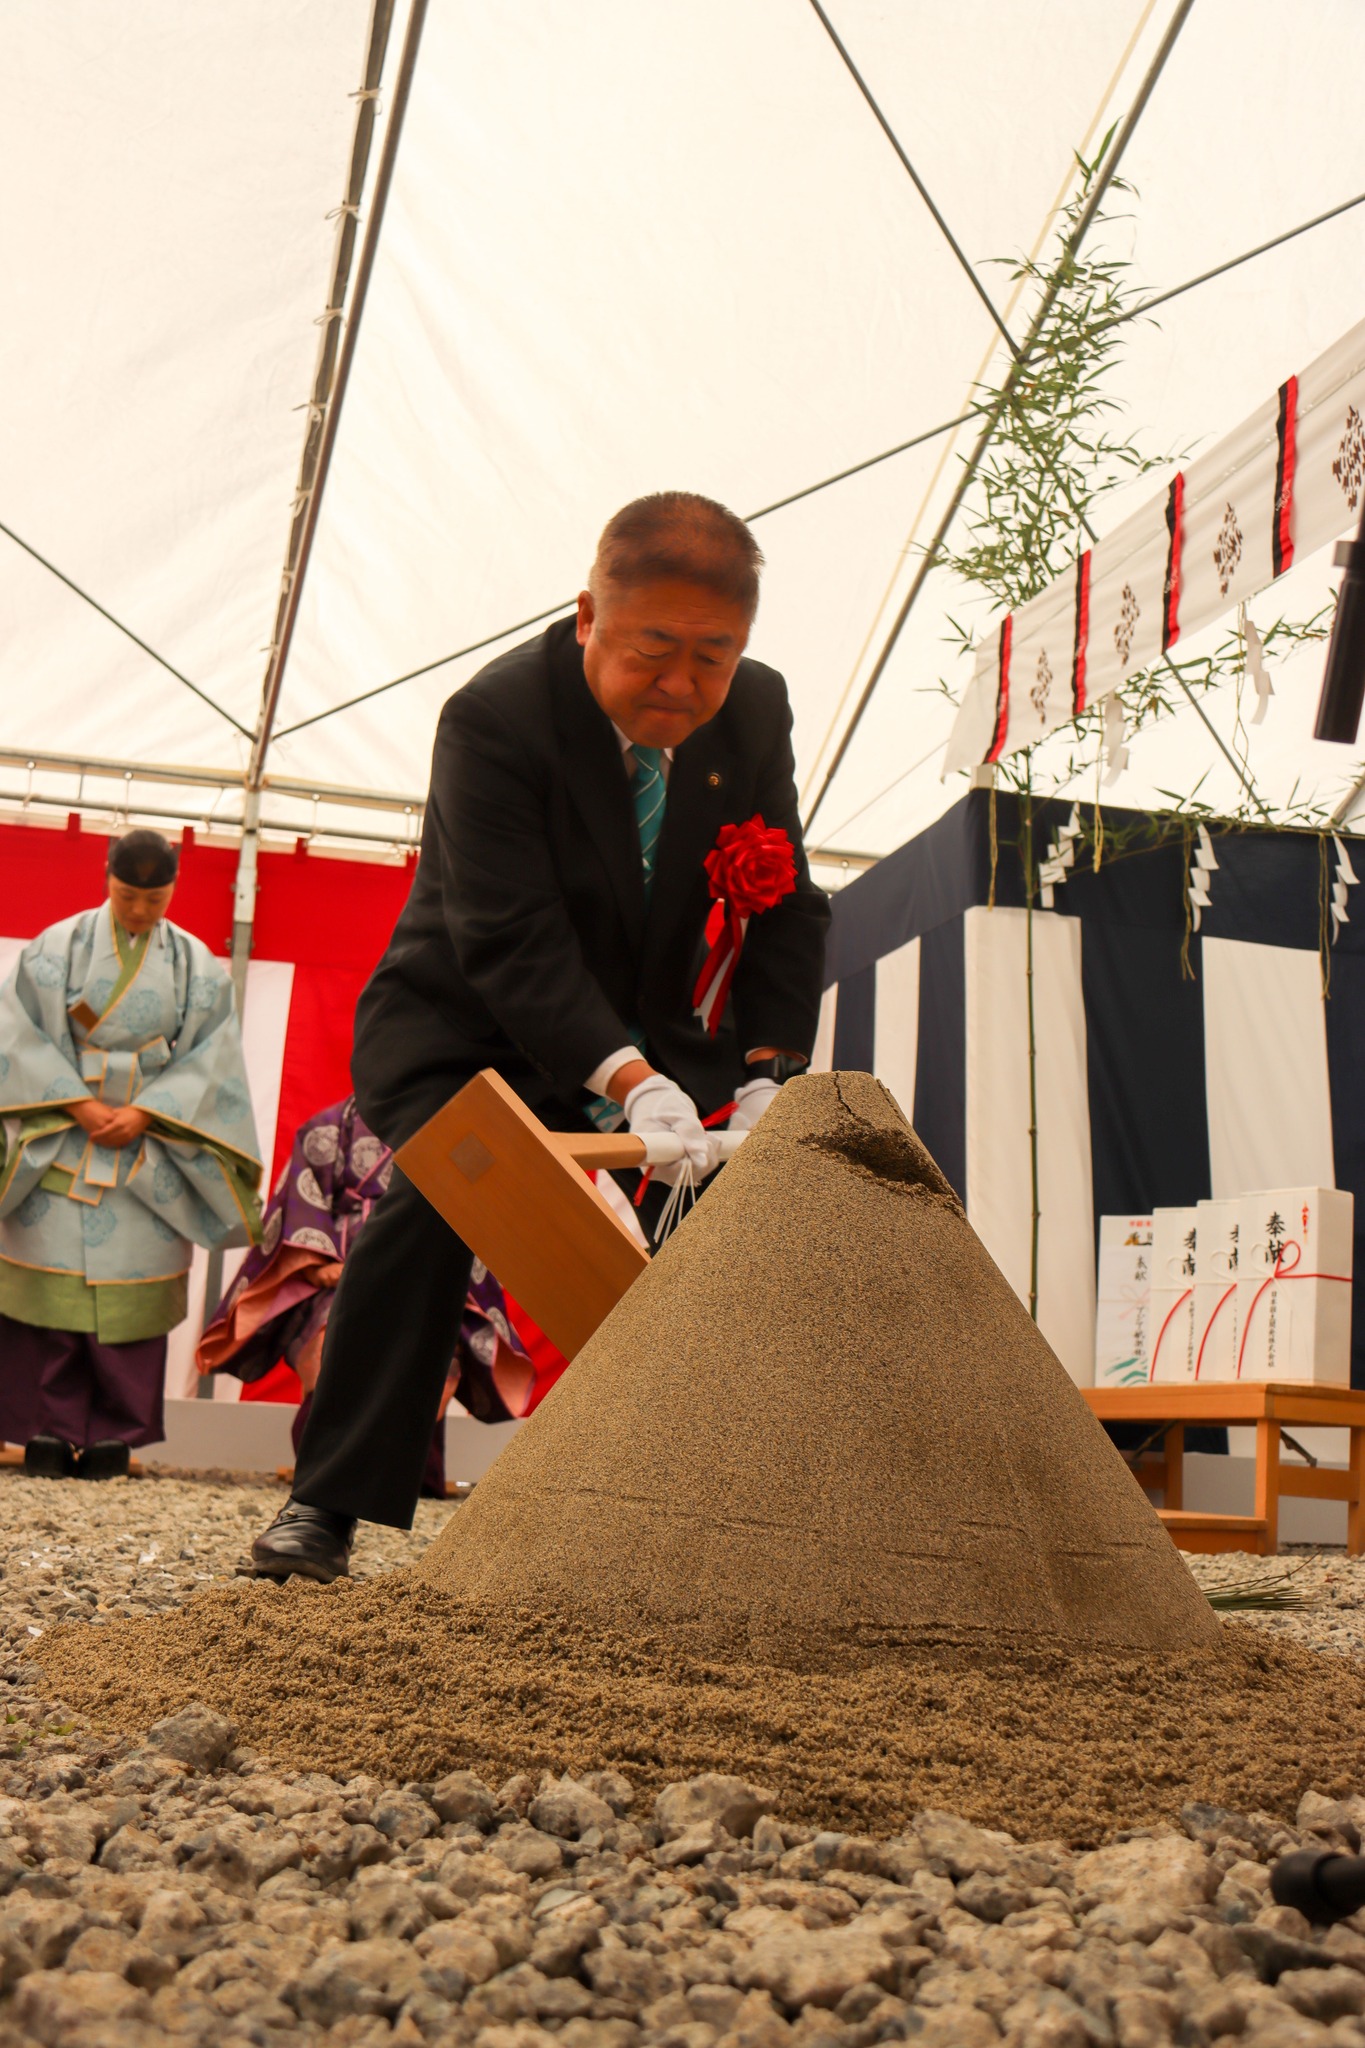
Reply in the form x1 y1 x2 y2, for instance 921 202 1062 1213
251 491 829 1580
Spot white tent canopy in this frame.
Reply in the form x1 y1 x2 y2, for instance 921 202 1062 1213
6 0 1365 869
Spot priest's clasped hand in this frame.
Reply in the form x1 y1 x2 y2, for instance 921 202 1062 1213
623 1073 720 1186
70 1099 153 1150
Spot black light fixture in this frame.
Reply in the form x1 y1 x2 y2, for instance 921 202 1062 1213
1313 496 1365 743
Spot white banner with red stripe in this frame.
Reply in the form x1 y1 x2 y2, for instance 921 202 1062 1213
945 315 1365 774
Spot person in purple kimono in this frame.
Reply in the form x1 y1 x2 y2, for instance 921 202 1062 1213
198 1095 532 1507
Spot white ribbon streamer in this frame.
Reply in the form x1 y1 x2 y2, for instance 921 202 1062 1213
1243 612 1274 724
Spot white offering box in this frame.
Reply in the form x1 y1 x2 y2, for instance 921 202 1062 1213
1093 1215 1153 1387
1235 1187 1354 1385
1192 1198 1241 1383
1148 1205 1200 1383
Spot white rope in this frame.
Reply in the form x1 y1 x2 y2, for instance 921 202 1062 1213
652 1156 699 1247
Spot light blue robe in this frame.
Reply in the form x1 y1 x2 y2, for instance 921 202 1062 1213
0 906 262 1338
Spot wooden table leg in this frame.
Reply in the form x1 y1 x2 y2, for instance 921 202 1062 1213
1349 1427 1365 1556
1255 1419 1281 1555
1163 1424 1184 1511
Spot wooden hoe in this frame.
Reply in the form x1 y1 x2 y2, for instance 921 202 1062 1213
396 1068 742 1361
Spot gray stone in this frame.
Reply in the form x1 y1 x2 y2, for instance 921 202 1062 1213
999 1986 1094 2044
1236 1924 1337 1983
752 1817 786 1862
432 1769 497 1829
491 1827 565 1878
103 1753 187 1798
465 2025 559 2048
0 1896 85 1970
690 1983 745 2028
533 1973 595 2020
559 2023 642 2048
469 1904 535 1971
582 1770 636 1815
412 1916 499 1991
907 2007 1002 2047
373 1788 438 1846
1278 1967 1365 2021
97 1824 170 1876
1107 1988 1177 2047
497 1773 537 1817
12 1968 151 2044
348 1876 431 1942
1298 1792 1362 1850
1074 1835 1216 1912
914 1811 1008 1881
956 1872 1032 1924
584 1941 682 2009
736 1925 898 2011
144 1702 236 1773
712 1987 793 2046
529 1918 603 1978
654 1775 775 1843
25 1809 97 1867
528 1774 618 1841
288 1934 425 2024
464 1965 546 2026
657 1819 727 1868
61 1923 136 1975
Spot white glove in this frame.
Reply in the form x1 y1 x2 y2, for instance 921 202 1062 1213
729 1076 780 1134
624 1074 719 1186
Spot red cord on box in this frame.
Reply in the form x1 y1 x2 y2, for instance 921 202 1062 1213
1234 1240 1352 1379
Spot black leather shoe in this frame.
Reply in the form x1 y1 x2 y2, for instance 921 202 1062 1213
23 1435 75 1480
76 1439 131 1482
249 1499 355 1584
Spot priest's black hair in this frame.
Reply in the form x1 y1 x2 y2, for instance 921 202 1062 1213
107 828 179 889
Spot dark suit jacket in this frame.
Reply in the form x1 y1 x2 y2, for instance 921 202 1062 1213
352 617 830 1146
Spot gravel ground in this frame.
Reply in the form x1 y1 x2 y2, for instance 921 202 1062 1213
4 1470 1365 2046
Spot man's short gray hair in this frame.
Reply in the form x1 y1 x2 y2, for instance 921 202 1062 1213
589 492 764 619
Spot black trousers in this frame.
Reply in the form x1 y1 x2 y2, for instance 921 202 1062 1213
292 1106 672 1530
293 1165 476 1528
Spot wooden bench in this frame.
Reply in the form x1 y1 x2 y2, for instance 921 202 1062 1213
1083 1383 1365 1555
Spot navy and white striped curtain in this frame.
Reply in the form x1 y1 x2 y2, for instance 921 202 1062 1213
816 792 1365 1389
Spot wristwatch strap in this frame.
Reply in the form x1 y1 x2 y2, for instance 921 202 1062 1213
742 1053 807 1085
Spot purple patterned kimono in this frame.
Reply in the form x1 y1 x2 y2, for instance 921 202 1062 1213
198 1096 527 1429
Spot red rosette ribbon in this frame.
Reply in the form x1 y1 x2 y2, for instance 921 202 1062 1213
691 815 797 1035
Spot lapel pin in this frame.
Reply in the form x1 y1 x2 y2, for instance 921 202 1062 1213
707 771 723 790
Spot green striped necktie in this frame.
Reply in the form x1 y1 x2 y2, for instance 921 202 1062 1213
632 745 666 896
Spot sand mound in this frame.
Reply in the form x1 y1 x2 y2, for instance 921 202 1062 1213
41 1069 1346 1843
415 1071 1217 1657
34 1577 1365 1844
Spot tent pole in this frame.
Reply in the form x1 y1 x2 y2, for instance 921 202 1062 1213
199 786 262 1378
802 0 1196 834
199 0 426 1382
246 0 429 793
230 788 261 1012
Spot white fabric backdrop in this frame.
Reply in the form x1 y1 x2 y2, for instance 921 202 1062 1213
1201 937 1337 1200
6 2 1365 854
